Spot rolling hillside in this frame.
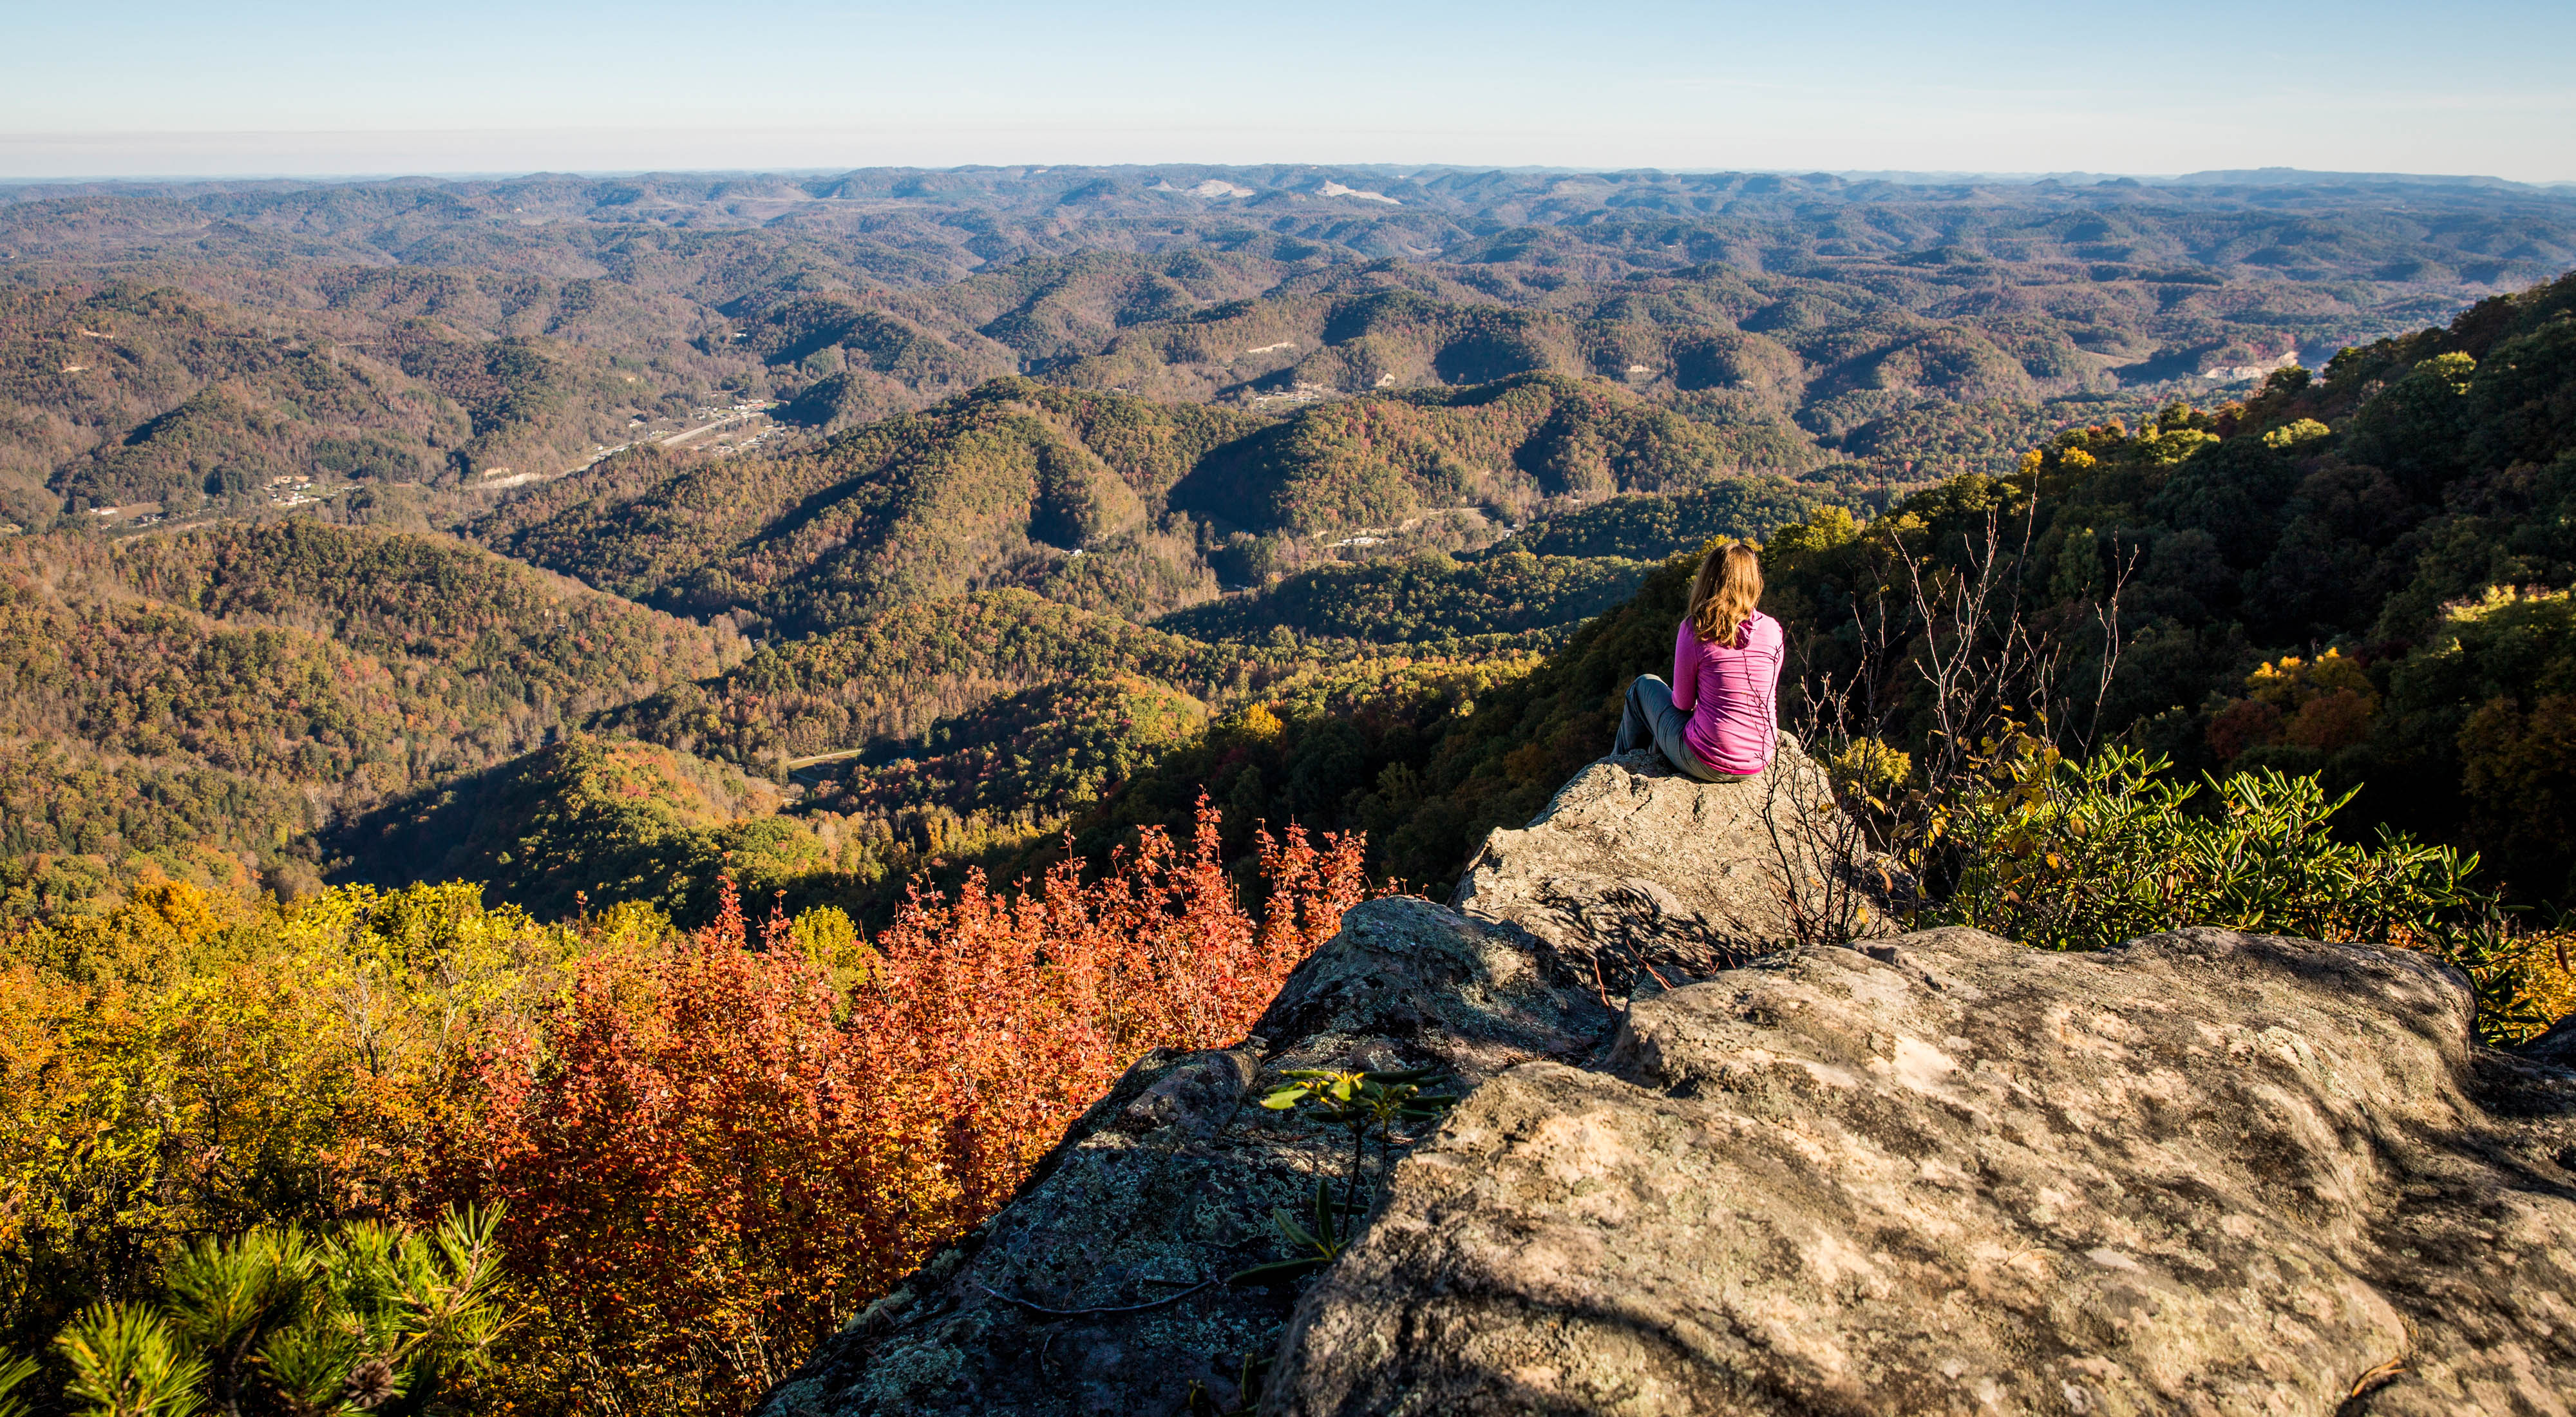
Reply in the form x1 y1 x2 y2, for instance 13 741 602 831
7 170 2573 931
0 520 742 916
5 167 2567 540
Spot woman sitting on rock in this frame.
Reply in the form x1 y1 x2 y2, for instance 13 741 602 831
1613 539 1783 781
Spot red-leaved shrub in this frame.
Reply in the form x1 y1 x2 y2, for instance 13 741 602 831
441 805 1370 1412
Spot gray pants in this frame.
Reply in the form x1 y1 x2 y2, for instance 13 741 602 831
1615 675 1753 783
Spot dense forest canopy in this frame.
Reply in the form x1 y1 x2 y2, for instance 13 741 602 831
1 169 2569 924
6 166 2566 536
0 520 741 917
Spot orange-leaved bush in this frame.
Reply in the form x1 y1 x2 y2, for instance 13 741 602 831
440 803 1371 1414
853 802 1370 1221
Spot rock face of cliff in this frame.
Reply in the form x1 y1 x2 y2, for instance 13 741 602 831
1273 927 2576 1415
758 750 2576 1417
1454 747 1881 984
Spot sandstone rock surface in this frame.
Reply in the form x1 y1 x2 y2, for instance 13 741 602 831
1454 744 1880 981
1271 927 2576 1415
759 754 2576 1417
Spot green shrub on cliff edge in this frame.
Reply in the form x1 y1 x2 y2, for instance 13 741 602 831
1921 736 2561 1043
1940 743 2478 949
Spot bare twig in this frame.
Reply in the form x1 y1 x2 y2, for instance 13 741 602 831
2345 1356 2407 1399
971 1277 1217 1318
1764 493 2137 940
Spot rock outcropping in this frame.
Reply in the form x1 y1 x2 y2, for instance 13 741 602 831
760 750 2576 1417
1455 748 1879 982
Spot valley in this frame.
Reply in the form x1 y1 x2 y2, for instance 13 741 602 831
3 163 2574 1417
5 166 2573 927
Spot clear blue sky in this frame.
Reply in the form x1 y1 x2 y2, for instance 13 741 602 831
5 0 2571 181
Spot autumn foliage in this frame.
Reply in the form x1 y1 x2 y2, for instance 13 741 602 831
428 804 1370 1412
0 804 1370 1415
853 804 1366 1220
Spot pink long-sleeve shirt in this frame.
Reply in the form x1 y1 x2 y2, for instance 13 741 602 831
1672 612 1783 775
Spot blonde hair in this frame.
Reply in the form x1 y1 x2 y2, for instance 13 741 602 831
1688 540 1764 645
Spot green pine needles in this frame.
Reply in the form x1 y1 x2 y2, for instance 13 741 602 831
32 1206 511 1417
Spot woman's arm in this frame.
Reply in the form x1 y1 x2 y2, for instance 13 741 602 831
1671 619 1699 712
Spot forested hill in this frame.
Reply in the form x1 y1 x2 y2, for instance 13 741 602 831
1046 267 2576 900
456 267 2576 925
5 166 2570 537
471 380 1262 628
3 166 2572 940
8 269 2573 938
12 166 2571 287
0 280 736 529
0 520 741 917
469 373 1796 633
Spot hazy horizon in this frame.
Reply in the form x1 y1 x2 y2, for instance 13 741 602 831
6 0 2571 183
3 162 2568 189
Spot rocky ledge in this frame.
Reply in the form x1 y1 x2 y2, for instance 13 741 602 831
759 749 2576 1416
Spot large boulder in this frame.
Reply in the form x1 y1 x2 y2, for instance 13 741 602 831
1269 927 2576 1415
1454 741 1884 982
758 756 2576 1417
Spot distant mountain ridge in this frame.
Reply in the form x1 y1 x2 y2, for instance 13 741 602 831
5 163 2563 533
